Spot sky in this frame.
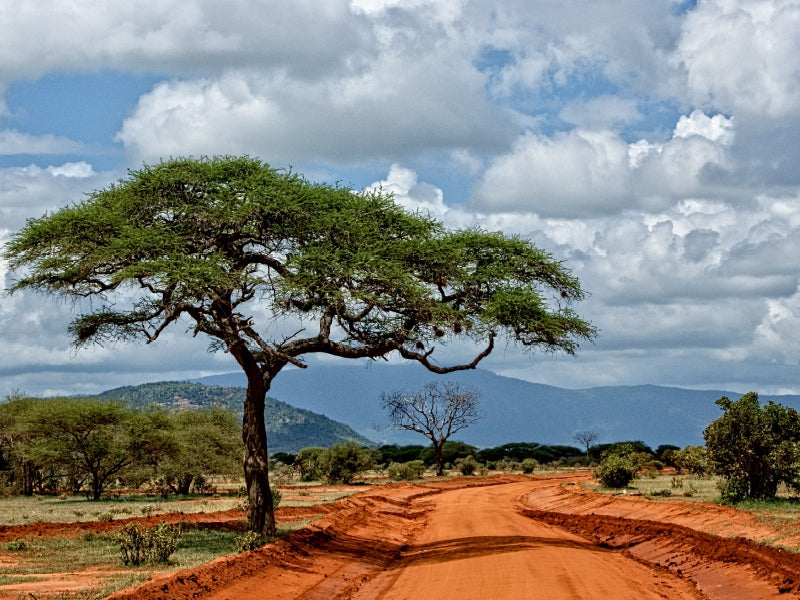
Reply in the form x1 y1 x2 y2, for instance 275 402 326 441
1 0 800 398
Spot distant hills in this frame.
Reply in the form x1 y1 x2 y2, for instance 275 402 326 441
193 362 800 449
91 381 373 453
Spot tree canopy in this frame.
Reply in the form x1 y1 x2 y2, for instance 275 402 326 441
704 392 800 503
4 156 595 534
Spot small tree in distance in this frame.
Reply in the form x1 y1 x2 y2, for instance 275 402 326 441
382 382 480 476
573 431 598 461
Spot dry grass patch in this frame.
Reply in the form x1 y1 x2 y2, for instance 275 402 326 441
0 494 244 526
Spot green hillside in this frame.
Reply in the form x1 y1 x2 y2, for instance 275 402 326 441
92 381 374 453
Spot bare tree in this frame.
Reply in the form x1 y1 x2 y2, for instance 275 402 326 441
382 382 481 476
573 431 598 460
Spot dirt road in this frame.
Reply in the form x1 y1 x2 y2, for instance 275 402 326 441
109 473 800 600
349 480 701 599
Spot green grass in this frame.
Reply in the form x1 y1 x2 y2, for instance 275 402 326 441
0 574 38 585
628 473 721 502
0 518 311 598
0 493 245 526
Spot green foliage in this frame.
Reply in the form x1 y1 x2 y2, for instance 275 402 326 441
116 521 181 565
295 447 327 482
477 442 582 464
520 458 539 474
320 442 374 484
271 452 297 466
454 455 480 476
593 440 654 459
234 531 270 553
14 398 175 500
378 445 427 465
159 406 242 495
704 392 800 503
419 441 478 467
595 454 637 488
6 539 27 551
0 395 248 499
675 445 709 477
387 460 426 480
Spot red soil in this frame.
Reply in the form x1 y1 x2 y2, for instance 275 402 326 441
6 473 800 599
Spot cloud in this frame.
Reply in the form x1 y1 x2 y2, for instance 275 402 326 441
116 57 514 165
366 164 449 218
0 163 109 233
0 0 373 80
470 110 737 217
559 96 643 129
0 130 84 155
677 0 800 119
2 0 800 398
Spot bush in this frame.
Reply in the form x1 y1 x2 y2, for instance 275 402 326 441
321 442 374 484
495 458 520 472
387 460 426 481
520 458 538 474
116 521 181 565
455 455 480 476
234 531 269 553
676 445 709 477
294 447 327 482
6 539 27 551
595 455 637 488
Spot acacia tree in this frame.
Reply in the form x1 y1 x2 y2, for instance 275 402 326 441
382 382 481 476
4 156 595 535
20 399 174 499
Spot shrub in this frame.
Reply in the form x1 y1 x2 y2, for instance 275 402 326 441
676 445 709 477
294 447 327 482
116 521 181 565
6 539 27 551
271 486 282 511
234 531 269 553
520 458 538 474
496 458 520 472
455 455 480 476
595 454 637 488
320 442 374 484
387 460 426 481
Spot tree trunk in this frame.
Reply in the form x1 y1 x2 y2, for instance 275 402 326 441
240 363 275 537
434 442 445 477
229 340 282 537
21 459 35 496
91 474 102 500
242 375 275 536
176 473 193 496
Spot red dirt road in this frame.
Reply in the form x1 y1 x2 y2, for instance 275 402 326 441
106 473 800 600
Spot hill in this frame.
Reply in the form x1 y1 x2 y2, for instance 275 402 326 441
91 381 374 453
193 362 800 449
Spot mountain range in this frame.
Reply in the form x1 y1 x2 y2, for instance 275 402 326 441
193 362 800 450
91 380 372 453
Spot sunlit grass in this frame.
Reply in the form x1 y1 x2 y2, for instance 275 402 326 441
628 473 721 502
0 493 245 526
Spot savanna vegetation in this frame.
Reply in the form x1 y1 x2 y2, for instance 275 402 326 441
0 395 242 498
4 156 595 535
